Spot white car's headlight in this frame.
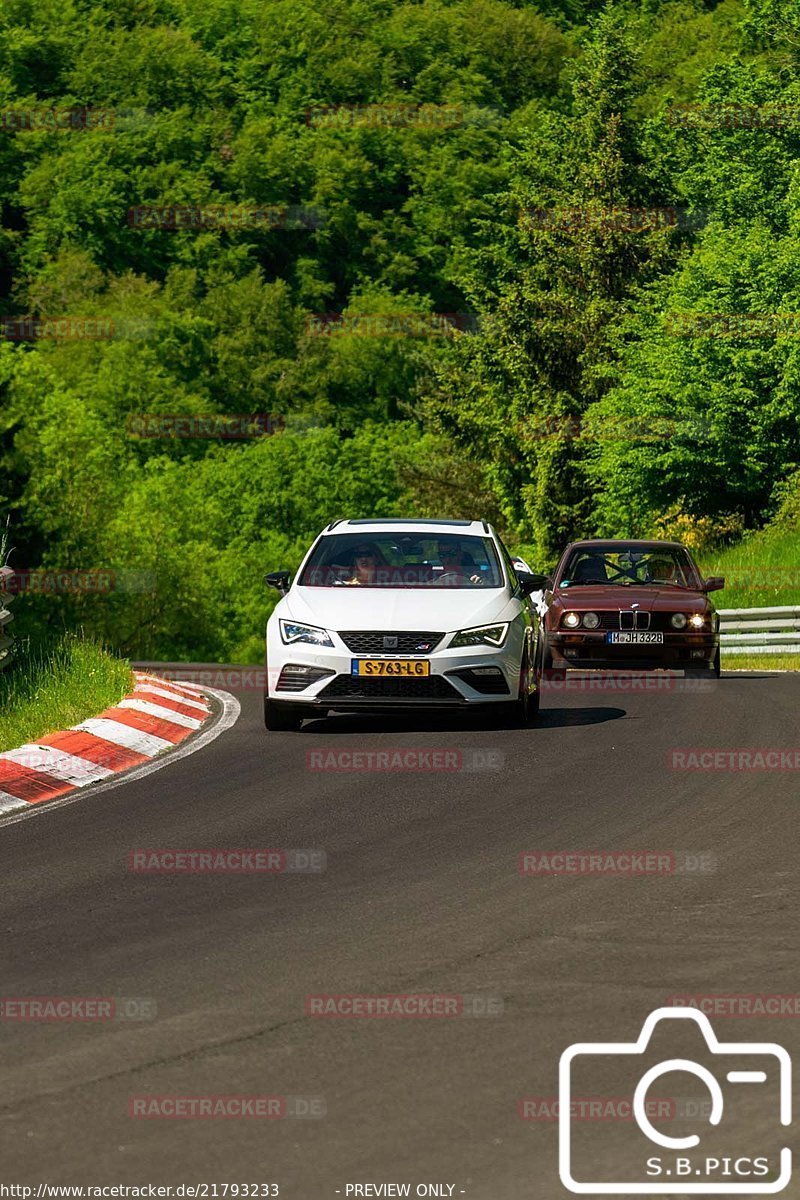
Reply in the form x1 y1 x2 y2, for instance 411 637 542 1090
279 619 334 647
450 623 509 648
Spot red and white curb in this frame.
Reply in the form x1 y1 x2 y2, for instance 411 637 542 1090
0 671 238 821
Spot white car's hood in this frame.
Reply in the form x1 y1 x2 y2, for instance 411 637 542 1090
283 586 513 633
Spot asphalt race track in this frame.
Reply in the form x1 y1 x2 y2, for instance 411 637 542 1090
1 669 798 1196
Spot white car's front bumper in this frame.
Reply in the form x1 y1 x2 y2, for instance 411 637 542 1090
266 632 525 709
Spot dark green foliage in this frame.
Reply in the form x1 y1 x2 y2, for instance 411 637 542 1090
1 0 799 657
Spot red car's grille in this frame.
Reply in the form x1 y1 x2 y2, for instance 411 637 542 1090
561 611 685 631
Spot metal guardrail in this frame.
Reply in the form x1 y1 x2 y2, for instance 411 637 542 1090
0 566 15 671
719 605 800 655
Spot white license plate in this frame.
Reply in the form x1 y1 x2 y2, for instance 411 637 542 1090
606 631 664 645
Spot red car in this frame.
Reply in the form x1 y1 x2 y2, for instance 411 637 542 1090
542 539 724 677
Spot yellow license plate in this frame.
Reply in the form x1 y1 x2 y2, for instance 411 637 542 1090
351 659 430 677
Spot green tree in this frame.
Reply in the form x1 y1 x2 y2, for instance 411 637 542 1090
420 6 676 559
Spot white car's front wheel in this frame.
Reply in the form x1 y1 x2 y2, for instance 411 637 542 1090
499 645 540 727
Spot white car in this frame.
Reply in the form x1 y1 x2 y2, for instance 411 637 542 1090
263 519 547 730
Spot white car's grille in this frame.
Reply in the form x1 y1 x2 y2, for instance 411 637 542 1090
338 631 444 655
320 674 462 701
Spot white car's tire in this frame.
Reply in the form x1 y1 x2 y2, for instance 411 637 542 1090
499 646 540 727
264 696 304 732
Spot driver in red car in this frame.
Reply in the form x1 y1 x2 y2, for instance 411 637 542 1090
649 556 679 584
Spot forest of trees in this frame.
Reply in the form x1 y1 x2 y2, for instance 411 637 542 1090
1 0 799 662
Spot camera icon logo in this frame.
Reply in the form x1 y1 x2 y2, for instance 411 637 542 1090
559 1006 791 1194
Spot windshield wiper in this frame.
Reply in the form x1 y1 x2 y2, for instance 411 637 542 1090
564 579 612 586
637 579 690 588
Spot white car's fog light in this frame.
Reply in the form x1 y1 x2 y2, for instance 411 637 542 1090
276 664 335 692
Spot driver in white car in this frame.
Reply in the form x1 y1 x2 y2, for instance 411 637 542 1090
437 540 483 586
343 544 384 586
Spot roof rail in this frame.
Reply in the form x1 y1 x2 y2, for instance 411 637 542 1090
325 518 345 531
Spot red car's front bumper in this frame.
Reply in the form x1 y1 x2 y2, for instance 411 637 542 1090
546 629 718 670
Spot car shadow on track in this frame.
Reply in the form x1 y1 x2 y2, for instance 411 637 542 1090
299 706 627 735
536 705 627 728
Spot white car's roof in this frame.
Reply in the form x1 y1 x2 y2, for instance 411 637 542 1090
321 518 491 537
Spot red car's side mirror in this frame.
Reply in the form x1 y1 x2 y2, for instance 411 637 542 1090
703 576 725 592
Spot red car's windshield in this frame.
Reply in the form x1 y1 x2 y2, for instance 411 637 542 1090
558 547 698 589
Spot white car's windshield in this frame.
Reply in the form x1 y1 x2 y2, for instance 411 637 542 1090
299 533 504 589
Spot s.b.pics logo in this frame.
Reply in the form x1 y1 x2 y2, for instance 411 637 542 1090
559 1007 791 1193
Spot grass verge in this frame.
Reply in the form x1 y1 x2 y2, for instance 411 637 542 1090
0 634 134 753
701 527 800 609
722 653 800 672
700 525 800 670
